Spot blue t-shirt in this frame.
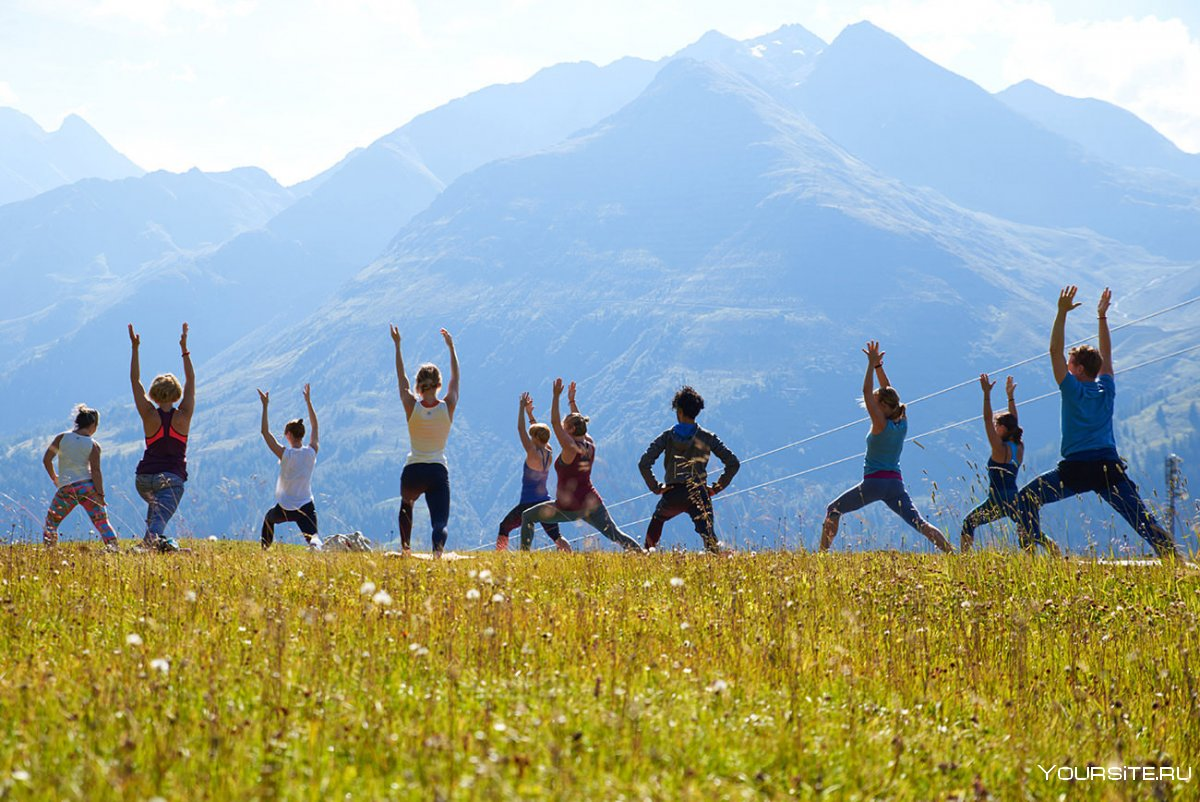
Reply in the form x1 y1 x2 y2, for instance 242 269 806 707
864 417 906 475
1059 373 1118 460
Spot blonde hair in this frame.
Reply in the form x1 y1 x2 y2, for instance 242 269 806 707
148 374 183 405
874 387 905 420
564 412 589 436
415 363 441 393
529 423 551 444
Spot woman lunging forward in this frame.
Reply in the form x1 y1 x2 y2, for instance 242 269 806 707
42 405 119 550
496 392 571 551
129 322 194 553
392 325 459 557
258 384 322 551
821 341 953 553
520 380 644 552
960 375 1041 553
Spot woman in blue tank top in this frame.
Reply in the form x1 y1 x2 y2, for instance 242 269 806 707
960 374 1052 553
820 341 953 553
495 392 571 551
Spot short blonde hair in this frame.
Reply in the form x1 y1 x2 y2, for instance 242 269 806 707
148 374 183 405
529 423 551 444
415 363 441 392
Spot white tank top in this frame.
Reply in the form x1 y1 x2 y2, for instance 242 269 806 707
275 446 316 510
56 431 95 487
406 400 451 466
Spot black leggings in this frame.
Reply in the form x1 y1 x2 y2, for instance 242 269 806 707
645 483 717 552
400 463 450 551
261 502 318 548
499 501 562 543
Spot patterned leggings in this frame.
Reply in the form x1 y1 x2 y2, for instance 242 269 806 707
43 480 117 545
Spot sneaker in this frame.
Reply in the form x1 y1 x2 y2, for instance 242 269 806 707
496 534 509 551
555 539 573 553
308 536 324 552
101 539 121 554
156 537 181 553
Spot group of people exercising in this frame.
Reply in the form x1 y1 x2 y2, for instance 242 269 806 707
37 286 1183 559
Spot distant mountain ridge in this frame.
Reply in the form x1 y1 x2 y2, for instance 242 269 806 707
0 108 143 206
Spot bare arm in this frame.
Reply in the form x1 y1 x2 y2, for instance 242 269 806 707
390 325 416 419
128 324 154 418
1050 286 1080 385
441 328 460 415
177 322 196 421
979 374 1006 461
551 378 580 460
567 381 579 415
304 383 319 453
874 361 892 391
1005 376 1018 419
42 434 63 485
88 443 105 501
862 341 888 434
517 393 535 454
257 389 284 460
1097 287 1113 376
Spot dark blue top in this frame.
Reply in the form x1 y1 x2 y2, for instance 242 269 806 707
519 450 552 505
1059 373 1118 460
986 441 1019 496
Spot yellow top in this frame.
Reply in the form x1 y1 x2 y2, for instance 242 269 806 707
406 400 451 466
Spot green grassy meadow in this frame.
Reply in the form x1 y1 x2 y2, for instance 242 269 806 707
0 543 1197 800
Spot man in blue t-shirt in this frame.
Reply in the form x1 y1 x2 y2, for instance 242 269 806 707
1015 286 1179 558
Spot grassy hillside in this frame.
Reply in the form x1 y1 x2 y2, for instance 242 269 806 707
0 544 1196 800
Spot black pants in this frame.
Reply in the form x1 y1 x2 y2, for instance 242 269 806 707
645 483 718 553
400 463 450 551
261 501 318 548
498 501 562 546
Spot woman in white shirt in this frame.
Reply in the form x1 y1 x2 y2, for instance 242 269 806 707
41 405 119 550
257 383 321 550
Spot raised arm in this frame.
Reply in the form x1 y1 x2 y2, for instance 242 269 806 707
128 324 154 418
88 443 105 502
390 325 416 419
441 328 460 414
1050 286 1080 385
979 374 1005 461
42 433 63 485
862 341 888 434
567 381 579 415
177 322 195 419
1097 287 1113 376
304 383 319 453
1005 375 1018 418
257 389 284 460
517 392 534 453
874 359 892 391
551 378 580 460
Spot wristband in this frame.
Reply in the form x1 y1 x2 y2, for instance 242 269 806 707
181 351 190 357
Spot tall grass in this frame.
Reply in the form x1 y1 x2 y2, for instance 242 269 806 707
0 544 1196 800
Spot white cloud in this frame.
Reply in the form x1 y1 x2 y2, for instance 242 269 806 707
0 81 18 106
173 64 197 82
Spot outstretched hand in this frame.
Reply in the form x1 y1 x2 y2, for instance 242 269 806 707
520 391 533 411
1057 285 1081 314
1006 375 1016 397
257 389 269 406
1098 287 1112 317
567 381 577 405
979 373 995 393
389 324 400 345
862 340 884 368
440 328 454 347
128 324 140 347
180 322 189 351
552 378 564 397
303 383 312 404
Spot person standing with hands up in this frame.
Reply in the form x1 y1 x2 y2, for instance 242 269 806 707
258 384 322 551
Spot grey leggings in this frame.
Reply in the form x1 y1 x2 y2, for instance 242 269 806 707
519 501 643 551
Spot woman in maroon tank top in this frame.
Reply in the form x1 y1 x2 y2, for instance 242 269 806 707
129 323 195 552
518 379 644 552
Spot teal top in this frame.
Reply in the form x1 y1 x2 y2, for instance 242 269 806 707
864 417 906 475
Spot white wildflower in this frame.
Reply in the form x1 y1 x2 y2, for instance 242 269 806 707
491 593 505 603
669 577 685 588
149 658 170 675
466 588 481 601
125 633 143 646
359 581 377 596
372 590 393 606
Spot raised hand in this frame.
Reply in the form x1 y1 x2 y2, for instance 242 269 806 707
440 328 454 347
862 340 884 367
257 389 269 406
1057 285 1081 314
520 391 533 410
128 324 140 347
1006 376 1016 397
389 324 400 345
1098 287 1112 317
552 377 564 397
180 322 189 351
567 381 577 405
979 373 995 393
303 383 311 404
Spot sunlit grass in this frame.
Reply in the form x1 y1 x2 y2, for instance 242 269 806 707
0 543 1196 800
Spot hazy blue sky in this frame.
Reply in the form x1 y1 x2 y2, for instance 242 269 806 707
2 0 1197 184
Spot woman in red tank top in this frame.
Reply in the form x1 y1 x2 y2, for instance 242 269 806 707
129 323 195 552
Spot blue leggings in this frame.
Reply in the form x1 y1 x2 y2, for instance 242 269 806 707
399 463 450 551
135 472 185 541
826 477 928 531
1016 461 1178 558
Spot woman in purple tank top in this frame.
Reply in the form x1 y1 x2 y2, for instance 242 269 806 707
496 392 570 552
129 322 194 552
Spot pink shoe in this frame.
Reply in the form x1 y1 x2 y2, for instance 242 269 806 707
555 539 573 553
496 534 509 551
